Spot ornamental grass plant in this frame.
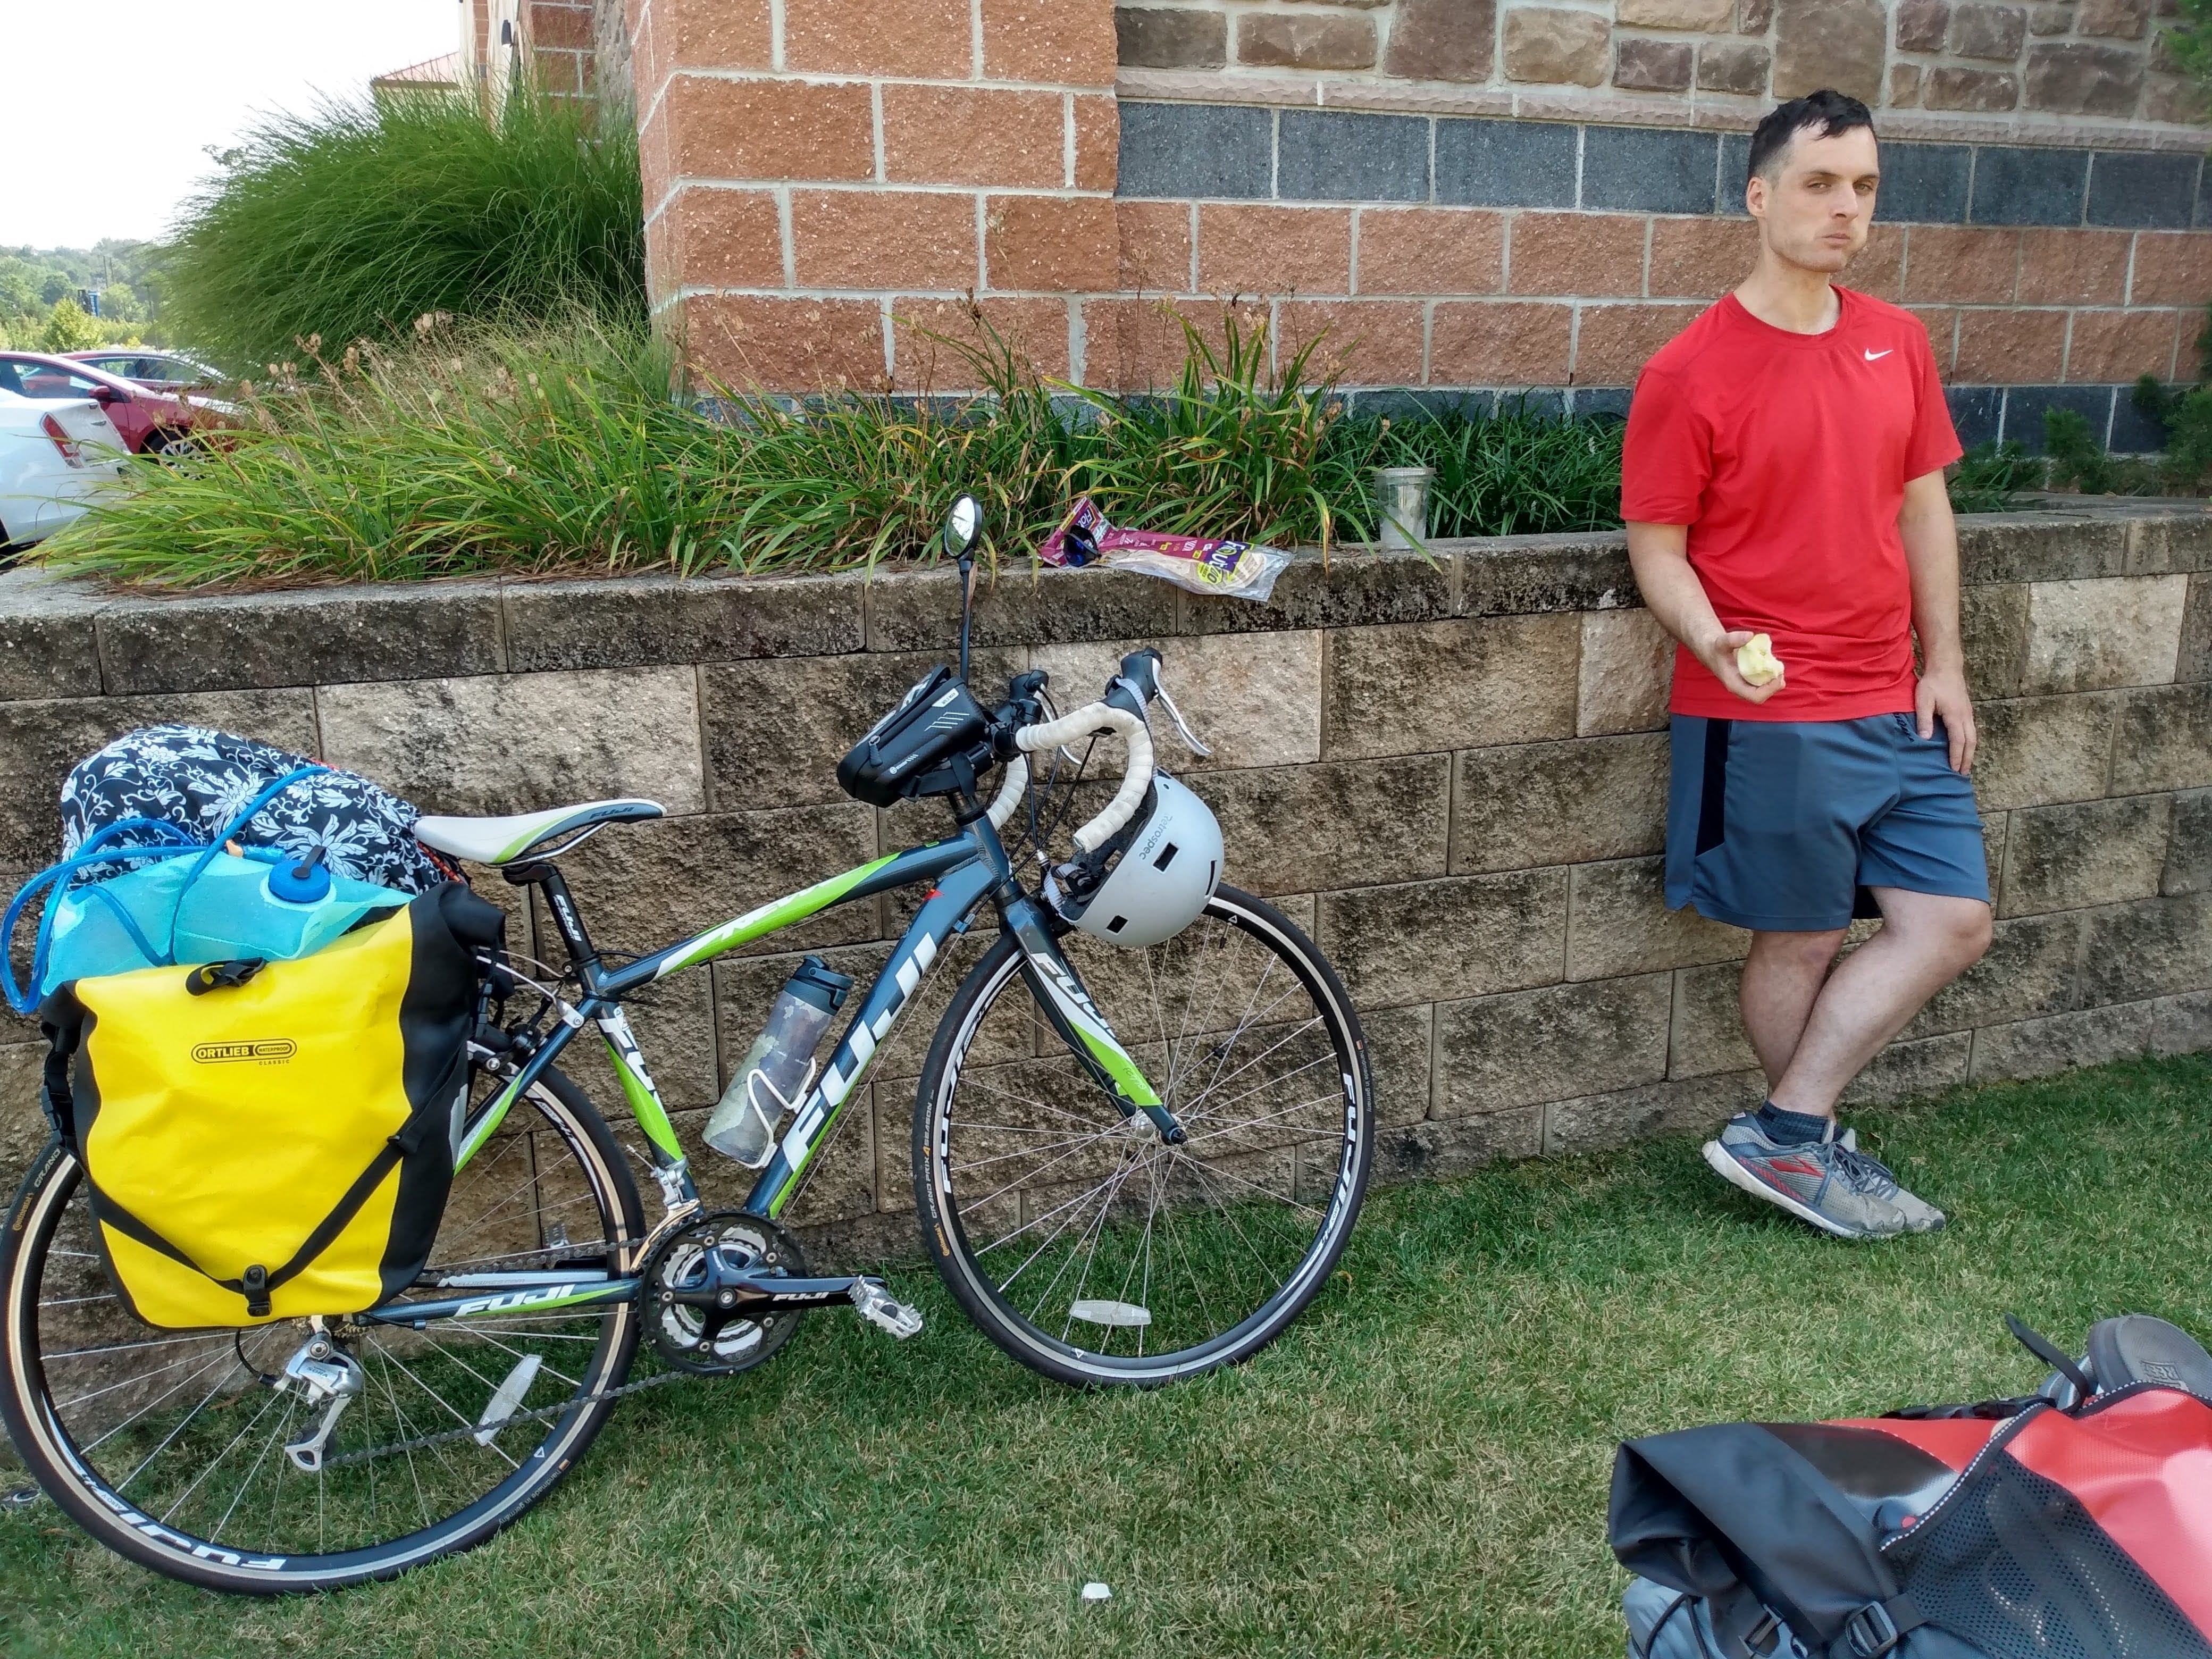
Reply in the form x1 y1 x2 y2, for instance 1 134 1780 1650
30 301 2066 592
160 86 646 373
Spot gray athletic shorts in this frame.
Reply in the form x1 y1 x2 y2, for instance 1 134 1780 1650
1664 711 1990 933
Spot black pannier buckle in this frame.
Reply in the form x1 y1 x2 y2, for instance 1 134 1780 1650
1841 1597 1918 1658
240 1264 271 1319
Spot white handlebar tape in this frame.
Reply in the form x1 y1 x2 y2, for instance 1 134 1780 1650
985 753 1028 831
1014 702 1156 852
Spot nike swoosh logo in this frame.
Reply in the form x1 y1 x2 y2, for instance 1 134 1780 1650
1864 349 1893 361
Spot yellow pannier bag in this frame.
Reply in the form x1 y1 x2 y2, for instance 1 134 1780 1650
39 884 504 1330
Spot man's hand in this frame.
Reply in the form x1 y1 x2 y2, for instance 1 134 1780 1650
1916 664 1976 773
1695 627 1787 705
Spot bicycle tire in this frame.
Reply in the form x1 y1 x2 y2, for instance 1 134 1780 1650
912 884 1373 1387
0 1066 643 1593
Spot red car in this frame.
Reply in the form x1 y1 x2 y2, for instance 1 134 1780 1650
0 351 225 457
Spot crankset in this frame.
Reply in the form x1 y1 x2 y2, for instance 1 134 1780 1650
643 1211 923 1373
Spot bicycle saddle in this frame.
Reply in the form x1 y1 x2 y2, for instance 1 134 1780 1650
413 798 665 865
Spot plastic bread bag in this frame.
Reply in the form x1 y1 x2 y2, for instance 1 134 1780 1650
1037 497 1291 603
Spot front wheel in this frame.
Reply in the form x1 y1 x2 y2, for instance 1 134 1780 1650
914 884 1372 1386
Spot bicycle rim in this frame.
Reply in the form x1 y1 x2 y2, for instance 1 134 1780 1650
916 885 1372 1386
0 1070 641 1592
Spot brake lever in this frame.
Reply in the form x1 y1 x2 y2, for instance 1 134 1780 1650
1151 669 1211 758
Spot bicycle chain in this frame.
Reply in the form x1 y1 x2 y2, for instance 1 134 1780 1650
317 1365 698 1470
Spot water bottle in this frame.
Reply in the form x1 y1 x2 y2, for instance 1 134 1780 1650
704 957 853 1167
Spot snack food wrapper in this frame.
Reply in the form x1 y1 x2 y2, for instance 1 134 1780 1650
1037 497 1290 602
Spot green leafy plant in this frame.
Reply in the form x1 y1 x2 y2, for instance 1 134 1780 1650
35 307 1642 588
2134 375 2212 494
1061 312 1377 551
160 85 644 371
1947 440 2038 513
2164 0 2212 86
36 298 106 353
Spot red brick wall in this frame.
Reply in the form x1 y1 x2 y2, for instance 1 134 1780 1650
624 0 2212 412
524 0 598 95
630 0 1120 389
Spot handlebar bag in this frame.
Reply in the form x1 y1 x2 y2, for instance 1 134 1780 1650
37 883 505 1330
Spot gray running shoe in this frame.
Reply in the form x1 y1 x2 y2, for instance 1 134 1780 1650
1702 1115 1946 1240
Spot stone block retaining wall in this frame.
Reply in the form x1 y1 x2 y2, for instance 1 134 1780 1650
2 500 2208 1259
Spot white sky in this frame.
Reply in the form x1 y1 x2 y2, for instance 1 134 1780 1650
3 2 463 249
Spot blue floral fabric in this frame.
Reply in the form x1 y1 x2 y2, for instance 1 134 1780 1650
61 725 451 893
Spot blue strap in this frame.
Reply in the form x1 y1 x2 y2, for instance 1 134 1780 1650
158 766 329 963
2 768 330 1015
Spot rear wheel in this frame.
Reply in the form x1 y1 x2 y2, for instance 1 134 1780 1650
0 1067 642 1593
914 885 1372 1387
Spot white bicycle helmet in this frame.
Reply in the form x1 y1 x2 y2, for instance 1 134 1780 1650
1054 773 1222 948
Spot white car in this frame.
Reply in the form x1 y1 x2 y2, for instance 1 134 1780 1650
0 388 130 551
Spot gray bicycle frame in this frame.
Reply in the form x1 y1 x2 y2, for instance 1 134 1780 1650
361 809 1169 1328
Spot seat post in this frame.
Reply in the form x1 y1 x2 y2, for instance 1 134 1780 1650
506 861 602 988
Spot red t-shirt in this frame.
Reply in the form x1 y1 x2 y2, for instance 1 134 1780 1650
1621 286 1963 721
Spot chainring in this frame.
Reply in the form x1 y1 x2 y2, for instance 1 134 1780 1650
643 1211 809 1376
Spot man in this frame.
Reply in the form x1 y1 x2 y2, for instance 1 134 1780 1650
1622 89 1993 1242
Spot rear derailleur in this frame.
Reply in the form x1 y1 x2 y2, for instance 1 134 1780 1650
643 1211 923 1375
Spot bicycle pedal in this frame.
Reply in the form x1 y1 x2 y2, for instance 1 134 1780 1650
848 1278 924 1340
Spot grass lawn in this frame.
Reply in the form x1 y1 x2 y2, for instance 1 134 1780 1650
3 1053 2207 1658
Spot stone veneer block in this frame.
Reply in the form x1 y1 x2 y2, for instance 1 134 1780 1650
556 804 883 960
98 582 506 694
1451 733 1670 873
1972 692 2119 809
1384 0 1498 83
1372 1108 1546 1185
1188 755 1452 898
1187 549 1455 634
1434 118 1578 208
1968 1000 2157 1082
1278 111 1429 203
2166 790 2212 895
1113 5 1227 69
2079 892 2212 1005
0 689 319 875
1458 537 1639 614
2024 41 2147 118
1841 1033 1974 1105
1906 909 2082 1037
1772 0 1886 103
1668 961 1758 1078
1323 614 1580 759
1029 630 1323 770
2111 683 2212 794
1577 607 1674 736
1950 2 2029 61
1958 514 2129 583
1614 39 1694 94
1970 144 2091 225
865 562 1182 652
1434 973 1672 1116
1961 582 2032 698
1876 143 1975 225
1236 12 1377 71
701 646 1027 810
1566 856 1748 979
2086 150 2205 230
502 572 864 672
1317 866 1568 1005
1896 0 1952 54
2124 513 2212 578
2001 795 2172 916
2021 575 2189 693
0 569 103 700
1502 7 1611 87
1547 1069 1763 1155
1580 128 1721 216
316 667 706 817
1115 102 1271 200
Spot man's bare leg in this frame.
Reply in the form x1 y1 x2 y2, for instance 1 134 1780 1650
1739 927 1848 1088
1766 887 1991 1118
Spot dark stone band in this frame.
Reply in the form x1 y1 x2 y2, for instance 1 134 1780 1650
1117 102 2212 229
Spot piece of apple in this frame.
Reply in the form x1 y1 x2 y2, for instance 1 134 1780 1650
1735 633 1784 687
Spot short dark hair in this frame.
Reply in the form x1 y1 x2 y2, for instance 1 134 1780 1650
1747 89 1875 182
